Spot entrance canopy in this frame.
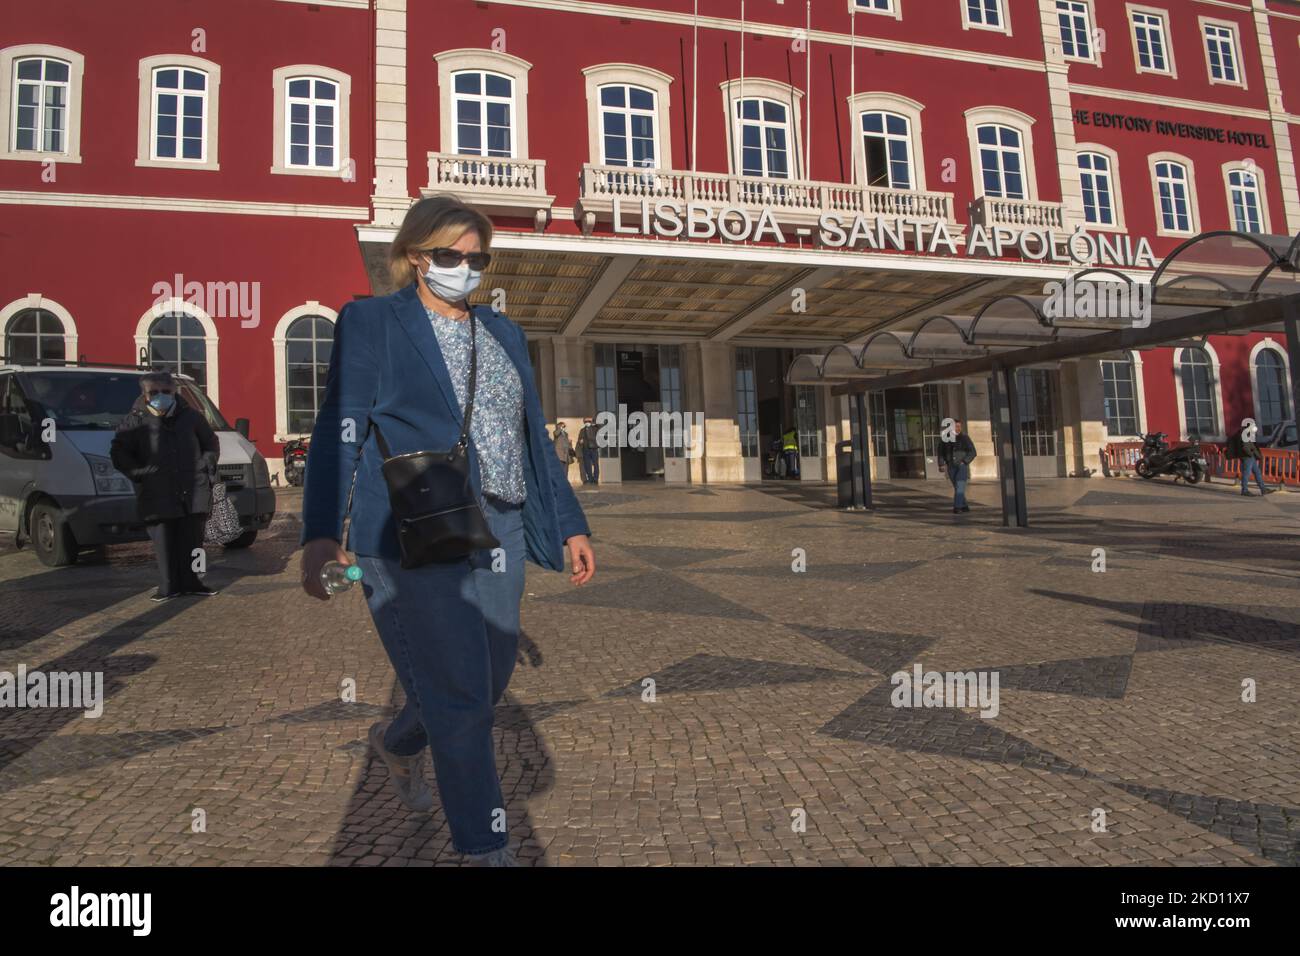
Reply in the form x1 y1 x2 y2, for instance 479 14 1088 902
785 231 1300 387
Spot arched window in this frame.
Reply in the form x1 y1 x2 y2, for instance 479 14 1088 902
975 124 1025 199
3 309 65 365
1078 151 1115 226
1177 347 1218 438
1101 355 1140 436
1254 348 1292 431
1154 160 1192 232
285 314 333 434
860 111 913 189
147 312 208 390
1227 167 1263 234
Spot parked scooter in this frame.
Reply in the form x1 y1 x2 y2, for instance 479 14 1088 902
283 437 309 487
1135 432 1207 483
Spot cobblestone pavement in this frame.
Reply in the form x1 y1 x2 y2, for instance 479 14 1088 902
1 475 1297 866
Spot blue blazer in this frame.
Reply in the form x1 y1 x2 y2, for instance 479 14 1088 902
300 283 591 571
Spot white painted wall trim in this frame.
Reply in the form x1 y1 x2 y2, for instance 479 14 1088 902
0 189 368 219
0 293 78 361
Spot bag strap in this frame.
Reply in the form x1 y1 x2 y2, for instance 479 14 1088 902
371 309 479 460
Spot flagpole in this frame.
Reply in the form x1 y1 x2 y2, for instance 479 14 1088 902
806 0 812 179
692 0 699 173
849 5 856 186
738 0 746 176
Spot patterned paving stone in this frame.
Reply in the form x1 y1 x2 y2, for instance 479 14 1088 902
783 625 936 676
0 727 224 792
602 652 861 697
684 560 927 582
537 569 768 621
615 544 747 569
1137 603 1300 654
991 655 1133 699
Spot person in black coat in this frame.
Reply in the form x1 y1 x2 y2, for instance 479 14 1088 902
937 419 977 514
110 372 220 601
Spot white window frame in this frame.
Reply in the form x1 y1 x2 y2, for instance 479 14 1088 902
0 294 77 361
849 0 902 20
1100 351 1146 439
965 106 1038 201
134 299 220 407
0 45 84 163
961 0 1011 35
719 78 804 180
849 92 928 191
1200 17 1246 89
1222 162 1271 234
1055 0 1100 66
136 55 221 171
435 49 533 159
1248 339 1293 431
1075 143 1126 232
1148 152 1199 237
271 65 352 177
273 303 338 442
1127 5 1176 78
582 64 673 170
1172 343 1224 442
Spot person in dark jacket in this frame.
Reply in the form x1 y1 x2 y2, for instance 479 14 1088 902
576 416 600 485
1229 429 1274 497
111 372 220 601
937 419 977 514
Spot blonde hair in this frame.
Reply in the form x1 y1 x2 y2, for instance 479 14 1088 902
387 195 494 289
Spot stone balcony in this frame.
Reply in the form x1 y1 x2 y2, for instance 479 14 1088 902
423 152 555 230
576 163 959 238
968 195 1066 232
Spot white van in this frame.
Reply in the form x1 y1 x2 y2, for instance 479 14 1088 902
0 364 276 567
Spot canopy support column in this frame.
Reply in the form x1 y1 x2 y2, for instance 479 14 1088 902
847 391 873 510
990 365 1028 528
1285 297 1300 435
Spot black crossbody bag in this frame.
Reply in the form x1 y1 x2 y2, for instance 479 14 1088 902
370 312 500 568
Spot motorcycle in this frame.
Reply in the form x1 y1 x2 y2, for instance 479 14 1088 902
1135 432 1207 484
283 437 309 487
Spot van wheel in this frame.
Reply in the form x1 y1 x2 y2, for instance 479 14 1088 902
31 503 78 567
224 529 257 549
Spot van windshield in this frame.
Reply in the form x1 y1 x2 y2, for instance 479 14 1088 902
16 371 231 431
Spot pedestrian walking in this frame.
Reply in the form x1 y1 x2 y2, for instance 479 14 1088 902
937 419 977 514
577 415 600 484
110 371 220 601
1227 428 1273 497
299 195 595 867
553 420 575 480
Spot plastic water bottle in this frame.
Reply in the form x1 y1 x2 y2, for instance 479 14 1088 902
321 561 363 594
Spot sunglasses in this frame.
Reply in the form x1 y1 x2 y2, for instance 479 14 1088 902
424 248 491 271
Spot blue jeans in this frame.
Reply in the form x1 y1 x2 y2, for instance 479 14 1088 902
948 462 970 509
356 496 525 855
1241 458 1266 493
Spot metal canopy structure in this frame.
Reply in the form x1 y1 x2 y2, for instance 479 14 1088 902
785 231 1300 528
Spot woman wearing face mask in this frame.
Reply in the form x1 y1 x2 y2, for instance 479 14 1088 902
111 371 220 601
299 195 595 866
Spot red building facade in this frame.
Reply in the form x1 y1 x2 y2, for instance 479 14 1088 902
2 0 1298 482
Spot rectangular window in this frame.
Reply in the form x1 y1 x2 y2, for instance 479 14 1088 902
735 348 759 459
1056 1 1094 61
1203 22 1241 84
977 124 1025 200
966 0 1003 29
868 391 889 458
286 77 338 170
453 71 513 158
736 98 790 181
1132 11 1170 73
861 111 913 189
1016 369 1059 458
855 0 896 14
594 343 618 460
795 384 820 459
1101 359 1140 436
1227 169 1263 233
658 344 684 458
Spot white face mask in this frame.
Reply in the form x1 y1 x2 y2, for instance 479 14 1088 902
421 257 482 302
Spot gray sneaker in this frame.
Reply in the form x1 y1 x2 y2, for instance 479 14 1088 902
368 721 434 812
467 845 520 867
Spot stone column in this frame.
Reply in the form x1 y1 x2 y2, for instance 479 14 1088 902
1252 0 1300 233
963 376 998 480
1036 0 1087 230
1066 359 1107 477
372 0 411 230
697 342 742 483
549 336 591 485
